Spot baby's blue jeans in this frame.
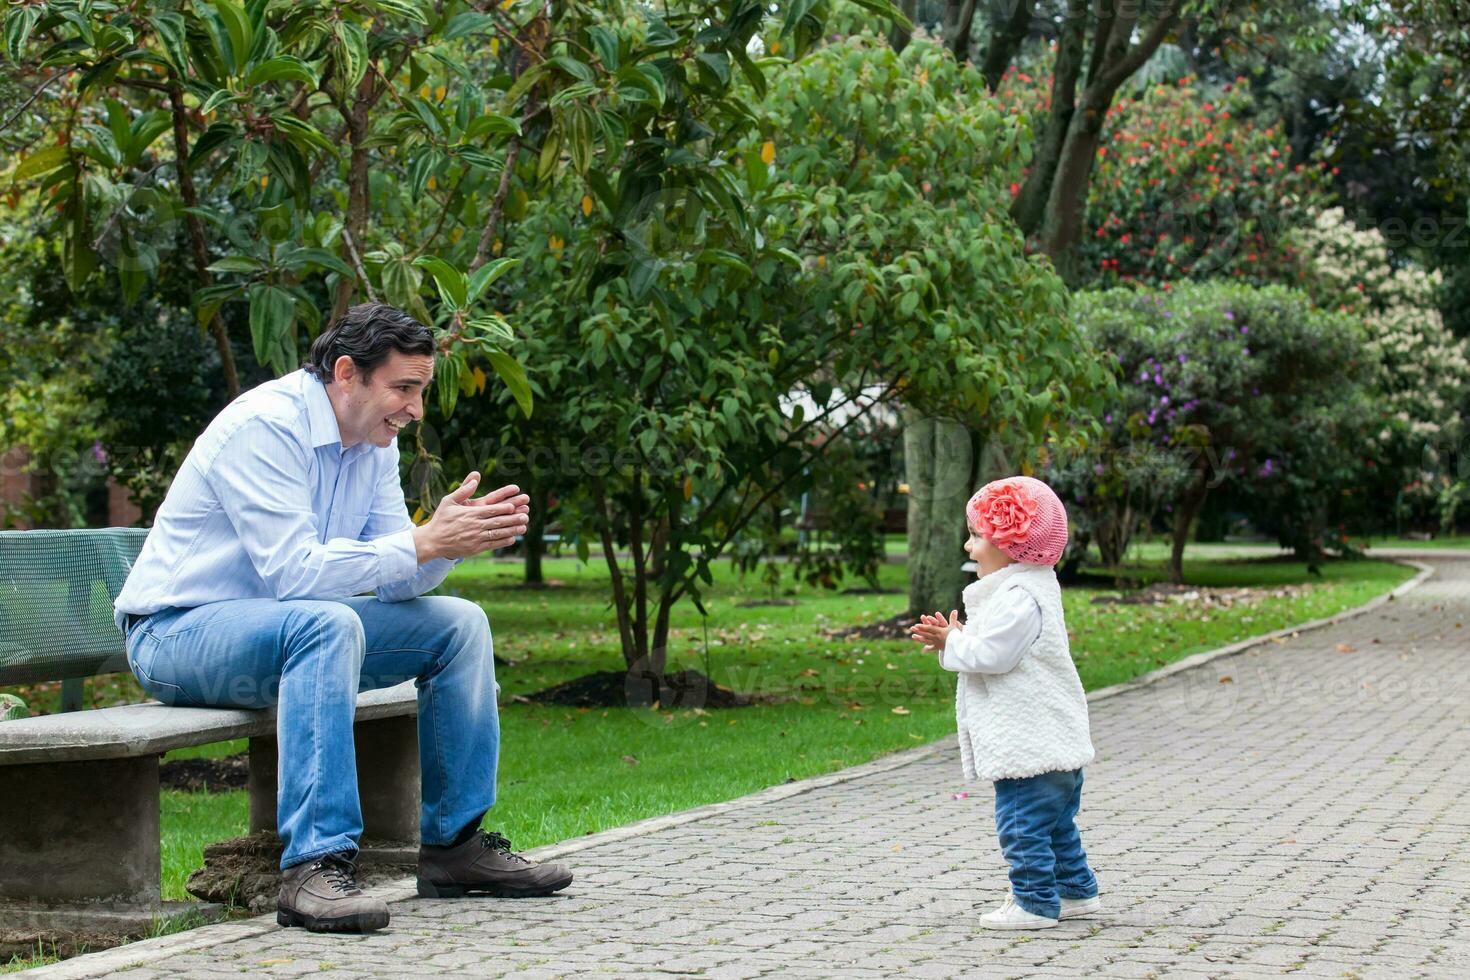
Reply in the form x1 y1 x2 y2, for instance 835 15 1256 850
993 767 1099 918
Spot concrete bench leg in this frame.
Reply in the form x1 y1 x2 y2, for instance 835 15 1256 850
248 716 420 864
0 756 160 907
0 756 216 942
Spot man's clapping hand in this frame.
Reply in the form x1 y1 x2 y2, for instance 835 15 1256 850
412 471 531 562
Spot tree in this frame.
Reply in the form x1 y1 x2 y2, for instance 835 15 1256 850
459 31 1105 688
1071 283 1378 580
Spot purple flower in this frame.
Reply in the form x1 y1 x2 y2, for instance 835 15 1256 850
1243 347 1250 356
1160 395 1170 406
1258 459 1276 478
1224 311 1235 320
91 441 107 465
1163 311 1174 318
1093 463 1105 475
1178 353 1188 364
1139 369 1150 382
1104 413 1113 423
1240 325 1249 334
1147 410 1158 425
1154 373 1163 385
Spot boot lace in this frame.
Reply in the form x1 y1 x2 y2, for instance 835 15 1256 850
315 854 362 894
478 831 532 866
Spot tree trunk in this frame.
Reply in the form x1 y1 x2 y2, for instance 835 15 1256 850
979 0 1036 90
888 0 918 54
904 412 975 618
167 80 240 398
1037 92 1107 280
332 72 378 323
1012 0 1087 236
1168 471 1209 584
523 482 547 585
949 0 981 62
1029 0 1181 269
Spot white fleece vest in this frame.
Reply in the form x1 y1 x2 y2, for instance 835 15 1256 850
954 563 1095 781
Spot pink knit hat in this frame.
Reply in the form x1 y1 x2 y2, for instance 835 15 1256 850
966 476 1069 566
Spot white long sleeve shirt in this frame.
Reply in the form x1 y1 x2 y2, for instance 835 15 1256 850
114 370 456 626
939 586 1042 674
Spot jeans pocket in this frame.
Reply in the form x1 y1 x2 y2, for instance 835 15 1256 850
128 637 196 707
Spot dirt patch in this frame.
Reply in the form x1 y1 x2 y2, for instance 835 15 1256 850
1091 582 1314 607
735 598 799 608
826 612 919 641
839 587 902 595
185 832 413 913
160 755 249 793
518 669 759 709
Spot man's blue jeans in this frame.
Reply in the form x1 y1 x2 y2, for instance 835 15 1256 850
993 768 1098 919
124 595 499 870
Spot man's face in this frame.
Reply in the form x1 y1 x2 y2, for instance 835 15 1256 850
333 350 434 448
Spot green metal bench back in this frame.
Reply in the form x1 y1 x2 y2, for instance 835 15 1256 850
0 528 149 686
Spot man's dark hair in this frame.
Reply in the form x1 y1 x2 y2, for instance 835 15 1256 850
305 303 435 382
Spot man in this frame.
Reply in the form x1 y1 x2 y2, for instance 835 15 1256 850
114 303 571 933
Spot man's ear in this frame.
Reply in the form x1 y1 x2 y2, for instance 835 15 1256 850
333 354 357 386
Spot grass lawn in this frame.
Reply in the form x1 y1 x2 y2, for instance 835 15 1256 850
1 551 1414 933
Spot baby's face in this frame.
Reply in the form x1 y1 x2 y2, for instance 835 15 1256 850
966 530 1015 575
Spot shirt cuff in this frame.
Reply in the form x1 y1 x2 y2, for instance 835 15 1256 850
372 528 420 588
939 629 965 672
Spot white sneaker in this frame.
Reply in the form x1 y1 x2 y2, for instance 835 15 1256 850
979 894 1059 930
1060 895 1102 920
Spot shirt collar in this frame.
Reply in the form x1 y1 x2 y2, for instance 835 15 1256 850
302 372 346 450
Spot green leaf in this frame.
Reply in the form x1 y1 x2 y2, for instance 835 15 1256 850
14 145 69 181
490 348 538 417
548 55 594 82
207 255 266 274
199 87 239 116
463 113 521 139
245 55 318 88
282 247 353 278
443 12 496 40
694 249 752 275
466 258 520 303
413 256 468 311
248 283 296 374
695 52 730 87
211 0 254 75
192 283 239 327
455 145 503 172
129 111 173 161
63 205 95 293
334 21 369 89
438 354 463 417
271 114 335 153
587 26 619 70
147 12 189 73
5 6 40 62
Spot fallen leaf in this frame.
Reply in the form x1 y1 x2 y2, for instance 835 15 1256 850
799 668 820 677
1219 676 1233 684
622 755 639 766
951 792 971 800
1336 643 1355 653
891 706 911 715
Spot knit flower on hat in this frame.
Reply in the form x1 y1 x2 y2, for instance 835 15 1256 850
968 480 1040 548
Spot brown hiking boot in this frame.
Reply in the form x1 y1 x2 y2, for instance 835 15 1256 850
417 831 573 898
277 852 390 933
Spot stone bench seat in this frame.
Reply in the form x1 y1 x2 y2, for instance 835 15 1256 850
0 682 422 935
0 681 417 765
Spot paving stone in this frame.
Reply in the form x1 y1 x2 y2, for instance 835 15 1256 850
45 555 1470 980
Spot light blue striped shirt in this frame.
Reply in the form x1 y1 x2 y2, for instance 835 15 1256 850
114 369 455 627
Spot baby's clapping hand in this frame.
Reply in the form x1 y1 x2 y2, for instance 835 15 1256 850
908 609 963 655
